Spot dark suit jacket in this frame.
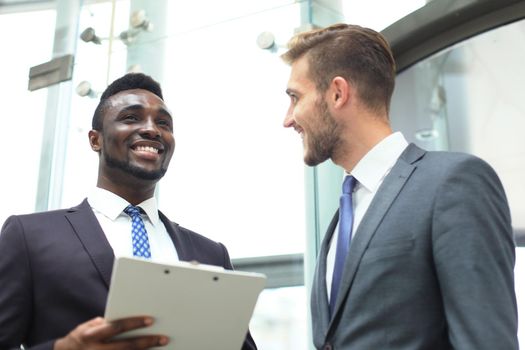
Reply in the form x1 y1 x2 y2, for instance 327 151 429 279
0 199 257 350
311 144 518 349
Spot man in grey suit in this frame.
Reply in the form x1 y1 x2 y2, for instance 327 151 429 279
282 23 518 349
0 73 257 350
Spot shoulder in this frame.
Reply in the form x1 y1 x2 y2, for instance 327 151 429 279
1 199 90 237
424 149 485 164
417 149 509 211
175 222 224 248
160 213 219 246
159 211 232 267
405 143 483 164
424 150 499 181
398 145 507 205
404 144 497 177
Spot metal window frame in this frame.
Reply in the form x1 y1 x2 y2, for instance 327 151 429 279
382 0 525 74
232 254 304 289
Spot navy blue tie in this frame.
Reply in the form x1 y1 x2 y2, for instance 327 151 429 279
330 175 356 316
124 205 152 259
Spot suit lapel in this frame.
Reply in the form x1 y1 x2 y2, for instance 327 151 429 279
159 211 192 262
328 144 425 324
65 199 114 288
65 205 186 288
312 212 339 336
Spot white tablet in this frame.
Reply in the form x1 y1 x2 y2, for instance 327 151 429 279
104 256 266 350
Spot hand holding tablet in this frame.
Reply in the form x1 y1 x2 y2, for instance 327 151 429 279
105 257 266 350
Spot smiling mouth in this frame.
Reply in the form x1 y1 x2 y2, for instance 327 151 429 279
294 127 305 139
132 145 163 154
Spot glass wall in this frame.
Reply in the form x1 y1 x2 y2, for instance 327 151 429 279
0 8 56 224
342 0 425 31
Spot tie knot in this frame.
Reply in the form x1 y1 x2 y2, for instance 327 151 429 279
124 205 141 218
342 176 356 195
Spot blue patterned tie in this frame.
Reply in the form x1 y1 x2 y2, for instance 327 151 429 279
330 175 356 316
124 205 151 259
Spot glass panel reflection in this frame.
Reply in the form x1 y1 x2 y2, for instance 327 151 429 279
391 17 525 239
250 286 307 350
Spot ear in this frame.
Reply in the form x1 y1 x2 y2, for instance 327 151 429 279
88 129 102 153
328 76 350 109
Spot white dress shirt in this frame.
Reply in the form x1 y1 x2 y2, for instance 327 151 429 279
326 132 409 297
88 187 179 264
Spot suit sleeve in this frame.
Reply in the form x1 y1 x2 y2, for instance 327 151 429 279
432 156 518 349
0 216 36 349
0 217 56 350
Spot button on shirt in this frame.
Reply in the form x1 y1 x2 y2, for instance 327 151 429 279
326 132 409 297
88 187 179 264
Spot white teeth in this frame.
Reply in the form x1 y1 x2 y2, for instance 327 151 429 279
136 145 159 154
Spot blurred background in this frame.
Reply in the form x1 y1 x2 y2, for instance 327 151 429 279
1 0 524 348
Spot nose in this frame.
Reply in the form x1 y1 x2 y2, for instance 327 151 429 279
283 107 295 128
139 117 161 139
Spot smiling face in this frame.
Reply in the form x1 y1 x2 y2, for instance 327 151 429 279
89 88 175 193
283 55 341 166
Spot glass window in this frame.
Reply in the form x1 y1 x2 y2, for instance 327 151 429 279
390 18 525 235
342 0 426 31
61 0 131 208
250 286 307 349
0 9 56 224
158 3 304 258
164 0 296 35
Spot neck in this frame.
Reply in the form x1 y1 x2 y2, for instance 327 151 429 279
332 110 392 172
96 173 157 205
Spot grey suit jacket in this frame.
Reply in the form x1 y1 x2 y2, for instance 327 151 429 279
0 199 256 350
311 144 518 350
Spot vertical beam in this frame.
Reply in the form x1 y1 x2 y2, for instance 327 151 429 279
127 0 168 83
35 0 82 211
298 0 345 30
311 0 345 28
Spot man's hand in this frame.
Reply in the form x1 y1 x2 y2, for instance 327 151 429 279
53 316 168 350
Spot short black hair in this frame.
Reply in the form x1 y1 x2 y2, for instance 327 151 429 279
91 73 163 130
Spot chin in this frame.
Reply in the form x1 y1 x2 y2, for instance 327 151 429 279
303 149 329 167
134 169 166 181
303 155 320 167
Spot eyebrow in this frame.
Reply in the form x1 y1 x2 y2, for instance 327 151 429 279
120 104 173 119
285 88 301 96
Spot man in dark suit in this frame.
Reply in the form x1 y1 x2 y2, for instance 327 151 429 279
282 23 518 349
0 73 257 350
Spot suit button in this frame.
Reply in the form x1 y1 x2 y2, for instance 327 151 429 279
323 344 333 350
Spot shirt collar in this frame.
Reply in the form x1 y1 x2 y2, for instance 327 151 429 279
88 187 161 226
349 132 409 192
